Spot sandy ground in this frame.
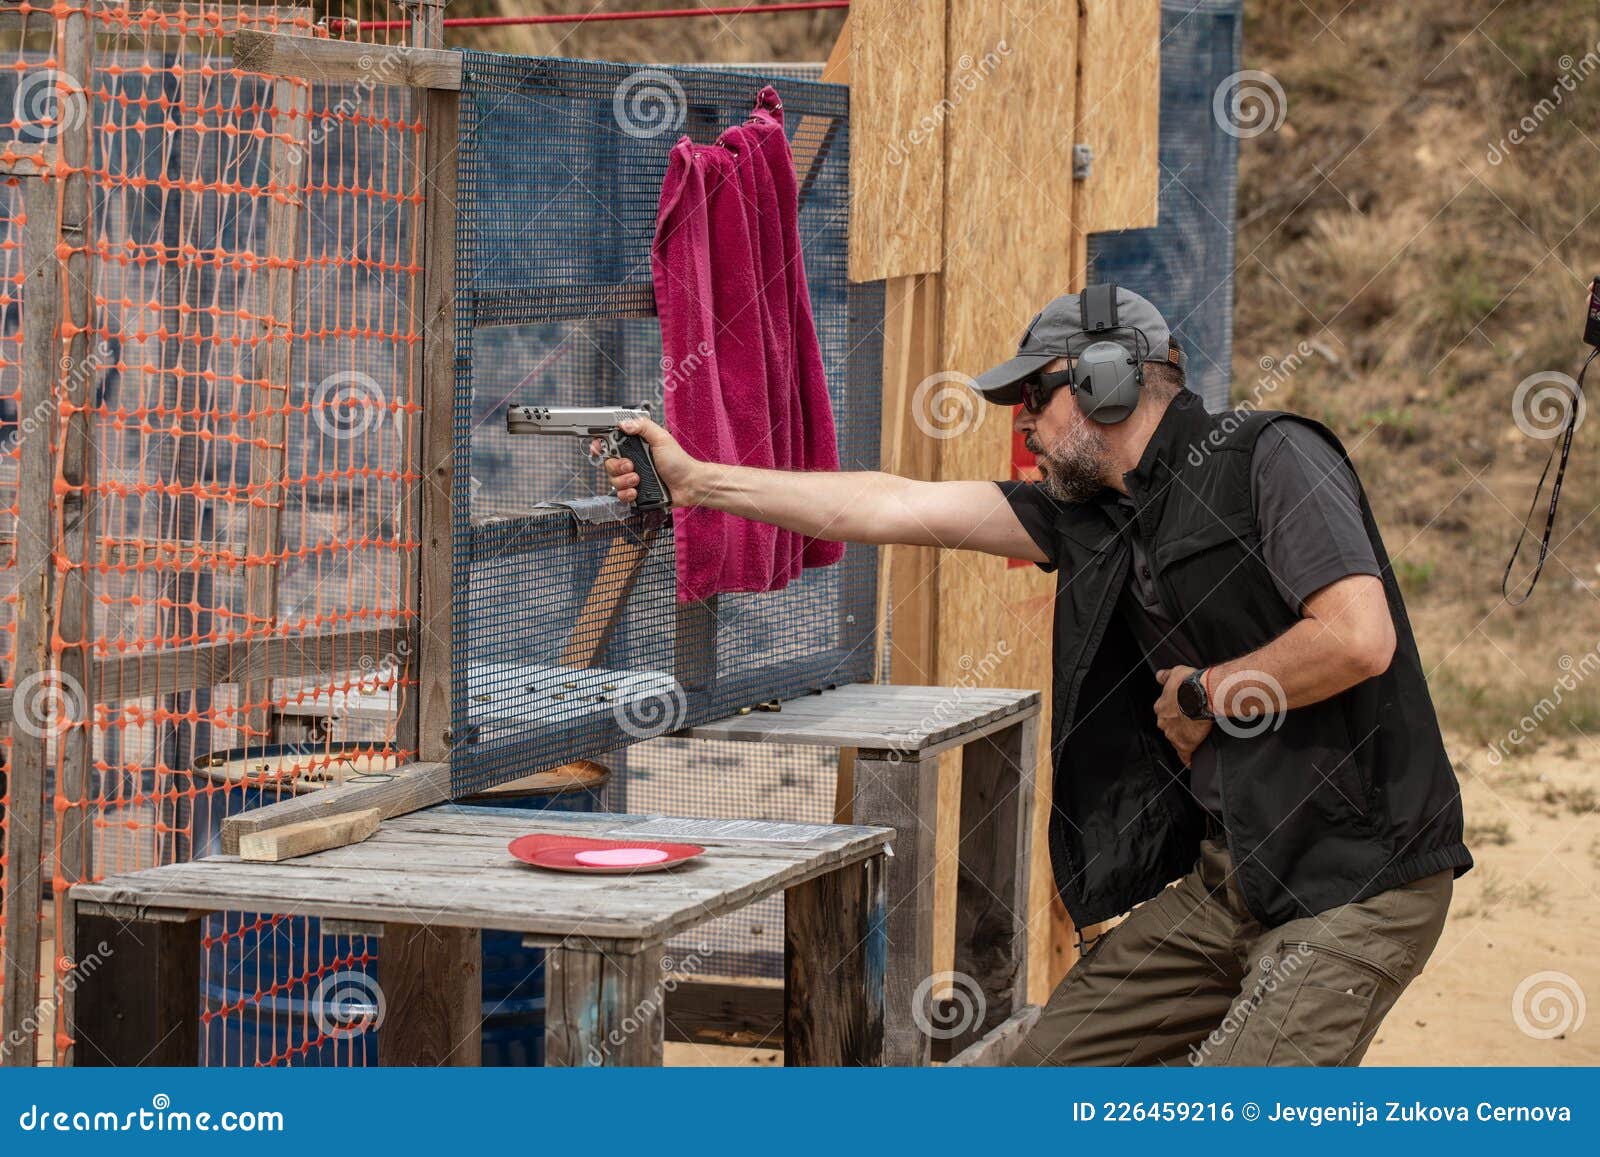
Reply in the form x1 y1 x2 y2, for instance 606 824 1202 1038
1361 739 1597 1064
665 733 1599 1068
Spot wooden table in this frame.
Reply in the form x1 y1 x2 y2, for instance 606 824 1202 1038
682 683 1041 1066
62 807 891 1067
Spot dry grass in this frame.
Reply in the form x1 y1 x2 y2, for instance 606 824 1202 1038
1236 0 1600 770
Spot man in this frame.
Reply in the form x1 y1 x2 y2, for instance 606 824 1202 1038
600 284 1472 1066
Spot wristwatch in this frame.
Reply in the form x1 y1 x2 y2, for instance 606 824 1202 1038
1177 668 1212 720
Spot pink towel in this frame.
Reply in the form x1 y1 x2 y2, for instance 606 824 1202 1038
652 85 845 604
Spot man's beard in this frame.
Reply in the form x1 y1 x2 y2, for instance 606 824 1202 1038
1029 422 1110 503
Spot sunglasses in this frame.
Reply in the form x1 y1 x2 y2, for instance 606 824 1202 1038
1020 365 1076 414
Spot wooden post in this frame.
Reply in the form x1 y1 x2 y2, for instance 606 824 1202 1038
544 943 666 1067
240 75 310 745
0 179 61 1065
784 853 886 1066
68 905 201 1067
850 750 938 1066
410 0 457 765
53 0 98 901
377 922 481 1066
943 712 1037 1058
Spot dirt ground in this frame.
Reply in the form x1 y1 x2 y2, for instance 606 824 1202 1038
663 730 1597 1068
1362 738 1597 1064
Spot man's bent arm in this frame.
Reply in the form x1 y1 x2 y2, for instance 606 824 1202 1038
1200 574 1397 714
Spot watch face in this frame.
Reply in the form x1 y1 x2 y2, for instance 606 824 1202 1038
1178 674 1206 718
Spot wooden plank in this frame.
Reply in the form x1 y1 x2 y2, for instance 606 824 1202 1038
240 74 310 743
416 84 459 763
53 0 99 907
232 29 463 90
378 923 481 1066
785 854 886 1066
218 760 450 854
944 1003 1041 1067
80 810 894 945
237 807 380 862
663 977 784 1049
942 714 1037 1058
851 752 938 1066
879 272 943 685
938 0 1079 1009
547 943 665 1066
1 177 60 1066
68 906 201 1067
1077 0 1161 233
673 594 717 693
0 626 410 722
682 683 1038 754
847 0 946 281
558 526 662 668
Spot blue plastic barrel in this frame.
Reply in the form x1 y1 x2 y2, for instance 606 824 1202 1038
188 747 607 1066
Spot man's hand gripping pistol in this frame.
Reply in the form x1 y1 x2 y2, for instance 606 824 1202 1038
504 405 671 512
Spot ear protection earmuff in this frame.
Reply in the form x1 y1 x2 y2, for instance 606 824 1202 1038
1070 282 1147 425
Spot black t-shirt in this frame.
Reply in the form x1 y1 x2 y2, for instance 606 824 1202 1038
999 422 1379 819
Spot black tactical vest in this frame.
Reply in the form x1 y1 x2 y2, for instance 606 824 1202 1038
1043 391 1472 927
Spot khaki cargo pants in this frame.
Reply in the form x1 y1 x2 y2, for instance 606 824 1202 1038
1009 836 1452 1066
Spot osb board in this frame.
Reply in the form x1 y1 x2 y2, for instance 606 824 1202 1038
939 0 1078 382
1078 0 1161 233
937 0 1081 1004
848 0 946 281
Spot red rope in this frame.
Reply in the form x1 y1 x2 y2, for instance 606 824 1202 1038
353 2 849 34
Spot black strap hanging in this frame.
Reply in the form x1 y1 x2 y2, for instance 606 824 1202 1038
1502 348 1599 605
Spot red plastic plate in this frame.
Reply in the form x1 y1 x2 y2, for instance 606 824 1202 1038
507 833 706 875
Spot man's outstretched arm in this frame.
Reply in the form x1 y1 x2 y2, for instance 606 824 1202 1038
597 415 1047 563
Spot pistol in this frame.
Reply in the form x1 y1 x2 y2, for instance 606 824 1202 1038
505 405 671 511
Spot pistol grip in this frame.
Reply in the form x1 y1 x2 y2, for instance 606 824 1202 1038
618 432 670 511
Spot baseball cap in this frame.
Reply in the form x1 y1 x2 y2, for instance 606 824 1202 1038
971 284 1182 405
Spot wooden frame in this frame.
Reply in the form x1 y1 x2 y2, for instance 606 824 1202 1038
63 809 891 1067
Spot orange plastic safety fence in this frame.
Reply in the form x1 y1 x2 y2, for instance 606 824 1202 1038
0 2 427 1066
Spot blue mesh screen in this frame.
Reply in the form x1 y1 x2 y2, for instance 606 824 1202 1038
1089 0 1242 410
452 53 882 796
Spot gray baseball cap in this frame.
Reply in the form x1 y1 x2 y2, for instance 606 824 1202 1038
971 284 1179 405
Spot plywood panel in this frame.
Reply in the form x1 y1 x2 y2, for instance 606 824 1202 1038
938 0 1081 1005
1078 0 1162 233
848 0 947 281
